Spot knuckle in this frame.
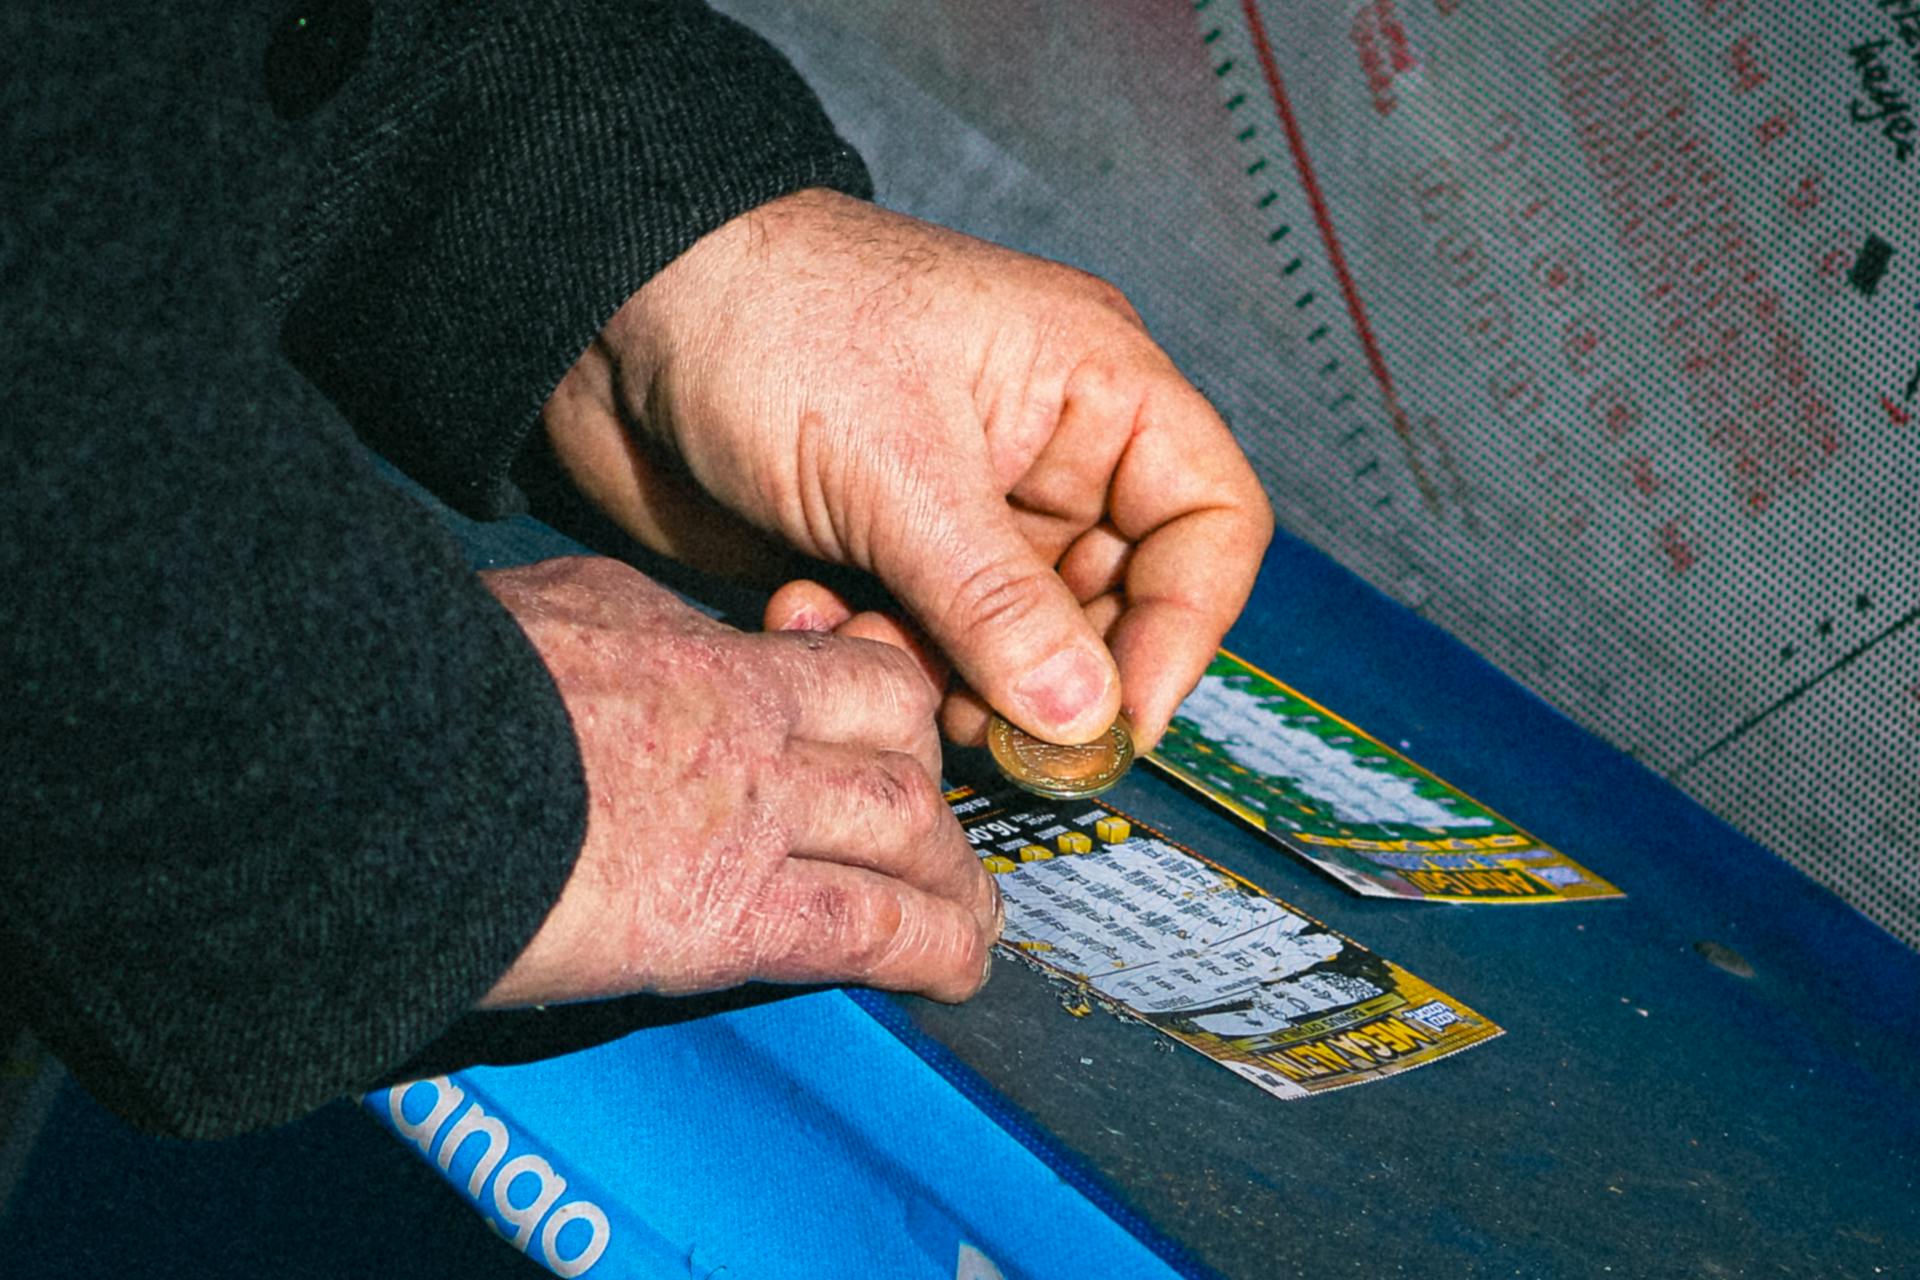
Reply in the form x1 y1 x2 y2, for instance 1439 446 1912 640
843 890 908 975
914 721 947 775
572 554 628 586
559 555 646 607
876 753 943 836
1238 482 1278 550
796 881 857 943
868 641 940 720
1067 353 1153 431
855 755 915 825
746 878 873 981
1062 265 1141 323
939 556 1057 639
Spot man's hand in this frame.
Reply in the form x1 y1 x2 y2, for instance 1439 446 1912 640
478 557 999 1010
542 189 1273 751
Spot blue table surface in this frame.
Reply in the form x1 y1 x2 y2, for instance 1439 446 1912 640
4 485 1915 1279
908 517 1920 1278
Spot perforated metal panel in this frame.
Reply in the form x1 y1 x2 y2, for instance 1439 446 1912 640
717 0 1919 948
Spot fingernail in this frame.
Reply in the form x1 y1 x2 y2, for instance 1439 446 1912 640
982 876 1006 944
1014 646 1111 734
979 946 995 988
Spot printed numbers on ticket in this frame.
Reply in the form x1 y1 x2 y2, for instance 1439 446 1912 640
948 781 1502 1098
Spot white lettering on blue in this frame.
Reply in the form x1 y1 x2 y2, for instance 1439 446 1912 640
380 1077 610 1276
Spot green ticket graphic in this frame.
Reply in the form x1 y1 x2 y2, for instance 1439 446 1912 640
1148 651 1622 903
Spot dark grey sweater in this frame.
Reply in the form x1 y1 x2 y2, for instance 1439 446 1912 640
1 0 869 1138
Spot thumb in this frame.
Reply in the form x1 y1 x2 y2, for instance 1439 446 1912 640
881 497 1120 744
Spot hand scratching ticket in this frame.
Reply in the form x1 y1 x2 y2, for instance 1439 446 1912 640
948 783 1500 1098
1150 651 1623 903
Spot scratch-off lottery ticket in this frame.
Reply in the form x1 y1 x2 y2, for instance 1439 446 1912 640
1149 651 1623 904
948 782 1501 1098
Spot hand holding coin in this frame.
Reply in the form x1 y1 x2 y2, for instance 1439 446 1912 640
552 190 1272 756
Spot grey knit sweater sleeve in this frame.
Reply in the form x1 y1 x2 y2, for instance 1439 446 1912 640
278 0 874 518
1 0 869 1139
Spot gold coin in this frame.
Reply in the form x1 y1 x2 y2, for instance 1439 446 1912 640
986 712 1135 799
